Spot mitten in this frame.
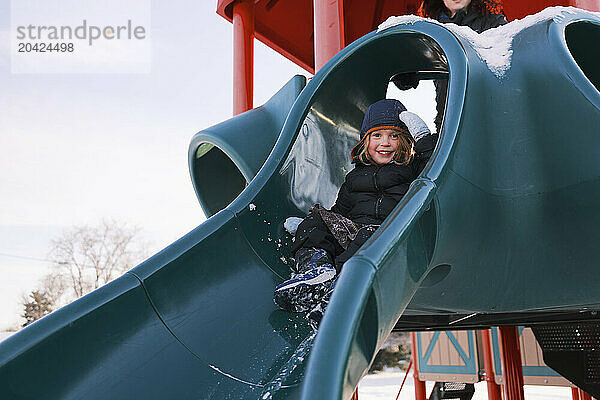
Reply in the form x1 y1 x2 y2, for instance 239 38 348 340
399 111 431 142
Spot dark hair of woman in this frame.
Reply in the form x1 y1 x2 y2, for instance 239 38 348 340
418 0 505 20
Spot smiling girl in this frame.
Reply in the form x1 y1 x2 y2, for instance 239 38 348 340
274 99 437 328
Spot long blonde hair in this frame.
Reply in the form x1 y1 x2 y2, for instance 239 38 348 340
356 129 415 165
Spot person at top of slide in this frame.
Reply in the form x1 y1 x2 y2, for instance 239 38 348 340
394 0 508 132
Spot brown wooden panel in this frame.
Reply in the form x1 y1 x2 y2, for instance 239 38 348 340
521 328 541 367
439 332 450 365
421 331 434 363
419 373 478 383
456 331 470 359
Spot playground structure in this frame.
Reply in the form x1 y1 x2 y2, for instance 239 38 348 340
211 1 600 398
1 1 600 400
411 327 580 399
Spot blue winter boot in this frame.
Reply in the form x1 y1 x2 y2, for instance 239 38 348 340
273 248 336 313
306 275 338 330
293 247 332 273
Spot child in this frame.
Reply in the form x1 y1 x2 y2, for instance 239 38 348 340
274 99 437 328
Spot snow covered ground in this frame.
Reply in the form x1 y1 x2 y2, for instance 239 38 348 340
358 370 573 400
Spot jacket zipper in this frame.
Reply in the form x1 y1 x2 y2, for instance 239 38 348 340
372 167 380 191
373 167 382 219
375 196 382 219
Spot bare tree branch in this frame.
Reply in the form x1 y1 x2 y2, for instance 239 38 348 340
46 218 149 303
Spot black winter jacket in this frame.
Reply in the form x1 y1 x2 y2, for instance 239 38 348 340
331 134 437 225
433 7 507 131
437 7 507 34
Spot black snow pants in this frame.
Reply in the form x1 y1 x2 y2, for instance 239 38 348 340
291 206 379 273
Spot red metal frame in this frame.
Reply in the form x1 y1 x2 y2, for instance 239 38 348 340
313 0 345 71
396 359 413 400
218 0 600 74
579 388 593 400
481 329 503 400
575 0 600 9
232 0 254 115
411 332 427 400
499 326 525 400
218 0 315 73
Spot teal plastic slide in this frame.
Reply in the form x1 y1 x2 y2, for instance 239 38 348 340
2 8 600 400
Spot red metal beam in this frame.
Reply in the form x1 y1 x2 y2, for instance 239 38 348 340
233 0 254 115
219 0 600 74
411 332 427 400
313 0 345 71
579 388 593 400
396 359 413 400
499 326 525 400
574 0 600 9
481 329 503 400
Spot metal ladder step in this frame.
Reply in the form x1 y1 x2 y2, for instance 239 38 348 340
429 382 475 400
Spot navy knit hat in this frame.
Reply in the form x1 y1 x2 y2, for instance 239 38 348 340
351 99 409 160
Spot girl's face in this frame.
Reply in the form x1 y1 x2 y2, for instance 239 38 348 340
367 129 400 165
443 0 471 17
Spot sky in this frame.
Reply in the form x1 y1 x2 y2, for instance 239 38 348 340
0 0 437 331
0 0 311 330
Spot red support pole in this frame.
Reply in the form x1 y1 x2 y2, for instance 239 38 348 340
572 387 581 400
498 326 525 400
481 330 503 400
579 388 593 400
313 0 345 71
396 359 413 400
573 0 600 12
232 0 254 115
411 332 427 400
350 388 359 400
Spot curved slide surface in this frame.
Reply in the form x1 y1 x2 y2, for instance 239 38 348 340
2 8 600 400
